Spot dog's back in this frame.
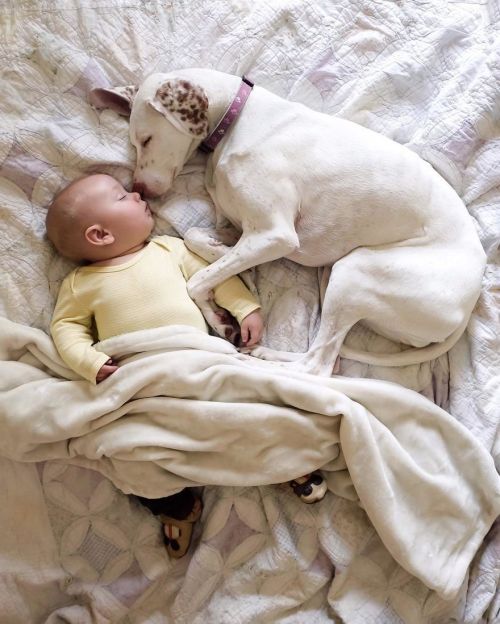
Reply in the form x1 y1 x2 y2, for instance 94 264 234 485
210 84 480 267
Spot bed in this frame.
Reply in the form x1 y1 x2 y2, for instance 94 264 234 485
0 1 499 622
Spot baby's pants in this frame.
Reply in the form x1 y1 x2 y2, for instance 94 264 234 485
136 488 196 520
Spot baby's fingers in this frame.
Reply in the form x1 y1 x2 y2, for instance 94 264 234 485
240 324 249 345
96 363 118 383
246 319 264 346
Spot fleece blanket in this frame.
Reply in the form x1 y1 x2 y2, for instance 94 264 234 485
0 318 499 600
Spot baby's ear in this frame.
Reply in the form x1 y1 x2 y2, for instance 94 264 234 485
89 85 138 117
85 225 115 246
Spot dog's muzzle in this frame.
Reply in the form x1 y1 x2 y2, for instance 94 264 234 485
132 182 146 196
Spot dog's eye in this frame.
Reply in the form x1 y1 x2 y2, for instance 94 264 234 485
141 136 152 148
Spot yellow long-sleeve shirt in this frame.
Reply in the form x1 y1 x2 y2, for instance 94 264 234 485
51 235 260 383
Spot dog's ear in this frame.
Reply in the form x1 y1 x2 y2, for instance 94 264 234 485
149 79 209 138
88 85 138 117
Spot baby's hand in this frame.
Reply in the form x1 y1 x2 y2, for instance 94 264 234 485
240 309 264 347
96 359 118 383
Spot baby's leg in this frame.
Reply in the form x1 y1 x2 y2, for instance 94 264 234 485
136 489 203 558
288 472 327 503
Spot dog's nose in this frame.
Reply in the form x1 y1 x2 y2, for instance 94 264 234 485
132 182 146 196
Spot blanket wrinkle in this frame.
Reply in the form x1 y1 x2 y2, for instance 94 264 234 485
0 317 498 599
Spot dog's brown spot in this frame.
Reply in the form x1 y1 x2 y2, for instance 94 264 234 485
118 85 138 107
155 79 209 137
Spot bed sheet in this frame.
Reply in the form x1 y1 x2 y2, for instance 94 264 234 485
0 1 499 622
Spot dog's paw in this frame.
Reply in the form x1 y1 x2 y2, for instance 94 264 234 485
245 345 302 362
207 308 241 345
281 357 339 377
247 345 340 377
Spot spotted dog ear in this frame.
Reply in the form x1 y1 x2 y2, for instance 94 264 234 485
149 79 209 137
88 85 138 117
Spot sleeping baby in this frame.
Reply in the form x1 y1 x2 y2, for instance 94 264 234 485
46 173 326 557
47 173 263 384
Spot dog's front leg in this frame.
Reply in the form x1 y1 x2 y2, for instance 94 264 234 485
184 226 240 264
187 229 299 337
188 229 299 298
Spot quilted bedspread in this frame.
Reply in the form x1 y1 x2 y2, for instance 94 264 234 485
0 1 499 623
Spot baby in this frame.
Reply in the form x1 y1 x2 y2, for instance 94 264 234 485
46 173 263 384
46 173 325 557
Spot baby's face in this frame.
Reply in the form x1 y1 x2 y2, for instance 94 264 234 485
77 174 154 251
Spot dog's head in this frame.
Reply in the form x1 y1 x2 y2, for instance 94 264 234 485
90 73 209 197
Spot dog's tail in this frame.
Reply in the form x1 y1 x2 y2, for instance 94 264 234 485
339 318 469 367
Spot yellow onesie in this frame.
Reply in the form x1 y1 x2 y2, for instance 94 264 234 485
51 235 260 383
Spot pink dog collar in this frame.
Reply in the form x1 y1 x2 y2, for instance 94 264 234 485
199 76 254 153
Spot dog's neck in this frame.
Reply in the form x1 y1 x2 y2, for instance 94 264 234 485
205 80 244 135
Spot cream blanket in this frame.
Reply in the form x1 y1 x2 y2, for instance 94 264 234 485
0 317 498 600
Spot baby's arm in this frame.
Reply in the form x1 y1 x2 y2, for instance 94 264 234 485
172 237 263 345
51 275 112 383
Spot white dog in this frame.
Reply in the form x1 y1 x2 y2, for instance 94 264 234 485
90 69 486 375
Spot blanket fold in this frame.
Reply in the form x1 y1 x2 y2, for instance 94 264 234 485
0 317 498 599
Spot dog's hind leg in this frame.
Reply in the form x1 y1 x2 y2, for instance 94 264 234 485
296 243 482 374
250 259 359 375
252 241 468 376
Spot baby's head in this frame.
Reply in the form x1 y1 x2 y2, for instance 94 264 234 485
46 174 154 262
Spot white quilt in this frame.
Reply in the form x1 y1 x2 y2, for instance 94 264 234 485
0 1 499 623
